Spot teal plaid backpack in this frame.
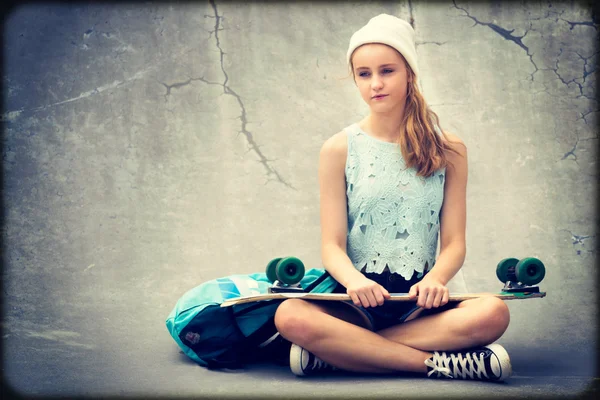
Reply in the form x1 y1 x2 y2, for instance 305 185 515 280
166 268 337 369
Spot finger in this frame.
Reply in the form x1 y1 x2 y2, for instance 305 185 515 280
425 288 437 309
408 284 418 299
432 288 442 308
419 290 431 309
366 290 379 308
374 288 385 306
349 292 361 307
414 285 424 307
441 289 449 306
426 287 437 308
415 290 423 308
383 287 391 299
421 288 432 309
419 294 427 309
358 292 371 308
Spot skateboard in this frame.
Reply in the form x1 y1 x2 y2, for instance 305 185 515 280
220 256 546 308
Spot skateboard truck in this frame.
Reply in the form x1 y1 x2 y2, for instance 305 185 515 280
268 281 305 293
266 257 306 294
497 257 545 293
501 281 540 293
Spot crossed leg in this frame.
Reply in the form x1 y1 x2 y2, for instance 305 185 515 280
274 296 510 374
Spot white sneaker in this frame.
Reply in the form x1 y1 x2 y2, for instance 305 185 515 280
289 343 337 376
425 343 512 381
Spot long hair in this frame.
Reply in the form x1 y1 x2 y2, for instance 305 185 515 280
401 67 461 177
349 53 461 178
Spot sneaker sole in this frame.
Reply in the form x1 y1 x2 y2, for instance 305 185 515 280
486 343 512 381
289 344 306 376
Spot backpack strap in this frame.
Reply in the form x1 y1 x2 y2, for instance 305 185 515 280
245 316 277 347
304 270 334 292
304 270 340 293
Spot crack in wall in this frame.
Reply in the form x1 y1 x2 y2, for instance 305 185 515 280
160 78 195 97
561 132 597 163
551 48 580 88
202 13 225 42
562 229 596 256
157 76 221 103
452 1 539 81
570 233 594 245
561 18 599 31
207 0 294 189
1 68 153 122
543 95 596 165
416 41 448 47
547 47 597 101
577 53 591 82
530 78 552 98
561 135 580 162
408 0 415 28
158 78 194 103
208 1 230 89
578 109 598 126
575 50 598 83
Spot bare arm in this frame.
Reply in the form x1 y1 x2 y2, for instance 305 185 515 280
426 133 468 284
319 132 390 307
318 132 357 285
409 133 468 308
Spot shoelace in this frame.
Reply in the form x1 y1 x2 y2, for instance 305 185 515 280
425 350 488 379
310 356 331 371
302 349 336 372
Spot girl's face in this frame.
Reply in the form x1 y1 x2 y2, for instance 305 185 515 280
351 44 411 114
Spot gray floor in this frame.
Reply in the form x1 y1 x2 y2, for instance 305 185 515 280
2 1 598 398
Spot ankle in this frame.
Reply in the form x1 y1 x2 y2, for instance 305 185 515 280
290 343 338 376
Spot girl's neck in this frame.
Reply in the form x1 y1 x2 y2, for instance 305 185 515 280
359 114 405 143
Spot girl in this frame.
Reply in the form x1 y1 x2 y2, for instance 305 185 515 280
274 14 512 381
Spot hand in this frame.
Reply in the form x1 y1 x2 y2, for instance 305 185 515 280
345 275 390 308
408 276 449 309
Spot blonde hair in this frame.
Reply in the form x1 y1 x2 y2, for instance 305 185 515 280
349 51 460 177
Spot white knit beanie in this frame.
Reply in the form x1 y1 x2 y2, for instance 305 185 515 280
346 14 419 79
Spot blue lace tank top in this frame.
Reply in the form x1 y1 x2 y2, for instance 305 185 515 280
344 123 446 280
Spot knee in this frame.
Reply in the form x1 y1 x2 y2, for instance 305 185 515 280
469 297 510 344
274 299 320 345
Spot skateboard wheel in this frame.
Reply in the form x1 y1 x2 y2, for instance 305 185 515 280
276 257 305 285
496 258 519 283
515 257 545 285
266 258 282 283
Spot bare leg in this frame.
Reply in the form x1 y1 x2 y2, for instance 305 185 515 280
275 299 431 373
378 296 511 351
274 295 510 374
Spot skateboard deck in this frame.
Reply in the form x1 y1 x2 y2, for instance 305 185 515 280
223 256 548 308
220 291 546 308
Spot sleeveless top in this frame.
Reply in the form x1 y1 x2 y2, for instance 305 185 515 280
344 123 446 281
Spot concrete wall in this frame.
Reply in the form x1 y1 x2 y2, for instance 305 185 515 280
2 1 597 397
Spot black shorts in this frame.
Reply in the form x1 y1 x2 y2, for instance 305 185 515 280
332 269 456 331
